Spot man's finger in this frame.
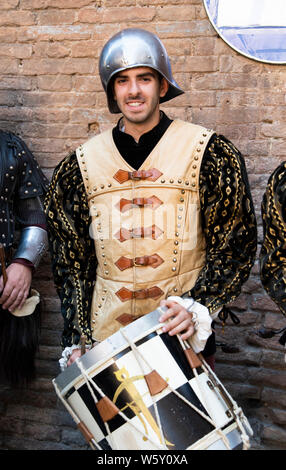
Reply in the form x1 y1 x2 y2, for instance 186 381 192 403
159 303 181 322
0 284 15 306
167 318 192 336
7 292 26 312
180 323 195 341
17 291 29 310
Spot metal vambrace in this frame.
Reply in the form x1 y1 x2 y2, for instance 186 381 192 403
13 226 48 268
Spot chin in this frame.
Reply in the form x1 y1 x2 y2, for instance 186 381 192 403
124 111 151 124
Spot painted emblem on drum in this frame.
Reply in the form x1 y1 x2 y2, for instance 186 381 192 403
112 367 174 446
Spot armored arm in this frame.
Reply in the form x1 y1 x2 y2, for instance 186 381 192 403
13 225 48 268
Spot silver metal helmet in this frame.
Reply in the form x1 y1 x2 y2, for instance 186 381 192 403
99 28 184 113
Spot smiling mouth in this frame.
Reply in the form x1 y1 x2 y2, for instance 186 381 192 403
126 101 144 107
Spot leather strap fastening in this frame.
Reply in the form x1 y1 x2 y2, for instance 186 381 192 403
114 224 163 242
96 397 120 422
116 313 137 326
184 348 202 369
116 195 163 213
144 370 168 396
113 168 163 184
115 254 164 271
116 286 164 302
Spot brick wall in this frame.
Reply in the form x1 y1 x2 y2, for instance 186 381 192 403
0 0 285 451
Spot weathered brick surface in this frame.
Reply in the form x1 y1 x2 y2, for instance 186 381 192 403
0 0 285 451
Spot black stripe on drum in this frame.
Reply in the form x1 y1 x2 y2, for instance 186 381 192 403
135 331 157 347
222 419 235 430
98 437 112 450
113 346 132 361
150 382 214 450
177 382 210 417
64 386 76 400
159 332 195 380
77 361 140 435
113 332 158 361
77 382 107 436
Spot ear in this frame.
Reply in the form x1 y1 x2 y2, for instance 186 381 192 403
159 78 169 98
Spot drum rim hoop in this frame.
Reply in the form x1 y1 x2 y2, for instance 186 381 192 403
54 307 167 394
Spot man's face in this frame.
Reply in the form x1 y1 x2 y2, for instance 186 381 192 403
112 67 168 127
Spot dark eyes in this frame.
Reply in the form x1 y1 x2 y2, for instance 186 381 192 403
115 77 152 84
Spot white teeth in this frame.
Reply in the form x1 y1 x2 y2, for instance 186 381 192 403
128 102 142 107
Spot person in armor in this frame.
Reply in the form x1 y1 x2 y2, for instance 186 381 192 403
45 29 257 371
0 131 49 385
260 163 286 349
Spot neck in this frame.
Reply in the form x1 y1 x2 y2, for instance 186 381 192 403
122 109 161 142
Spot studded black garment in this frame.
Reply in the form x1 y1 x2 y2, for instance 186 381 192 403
0 130 49 248
0 130 49 385
260 162 286 317
45 125 257 349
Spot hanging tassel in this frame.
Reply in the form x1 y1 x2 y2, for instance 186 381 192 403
218 306 240 334
0 304 41 386
0 243 41 387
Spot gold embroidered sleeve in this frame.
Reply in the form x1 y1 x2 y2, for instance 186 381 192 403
260 162 286 317
189 134 257 314
44 152 97 348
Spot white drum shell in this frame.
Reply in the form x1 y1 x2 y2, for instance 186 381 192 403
53 308 252 450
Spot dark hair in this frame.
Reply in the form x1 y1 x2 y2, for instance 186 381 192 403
0 304 41 387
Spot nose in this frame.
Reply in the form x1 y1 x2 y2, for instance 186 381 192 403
128 78 140 96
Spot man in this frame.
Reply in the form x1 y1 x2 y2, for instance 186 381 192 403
260 162 286 322
0 130 49 385
45 28 257 371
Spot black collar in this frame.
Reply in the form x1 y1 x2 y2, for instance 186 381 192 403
112 111 173 170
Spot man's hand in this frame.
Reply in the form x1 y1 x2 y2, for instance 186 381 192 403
67 348 82 367
0 263 32 312
159 299 195 340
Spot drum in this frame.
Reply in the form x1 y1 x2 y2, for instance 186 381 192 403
53 307 253 450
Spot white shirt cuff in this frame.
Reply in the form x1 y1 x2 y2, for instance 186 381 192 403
59 344 90 371
167 296 213 353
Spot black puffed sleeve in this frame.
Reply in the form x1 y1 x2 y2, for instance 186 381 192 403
44 152 97 348
189 134 257 314
260 162 286 317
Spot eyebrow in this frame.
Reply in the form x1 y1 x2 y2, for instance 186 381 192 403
115 71 157 79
